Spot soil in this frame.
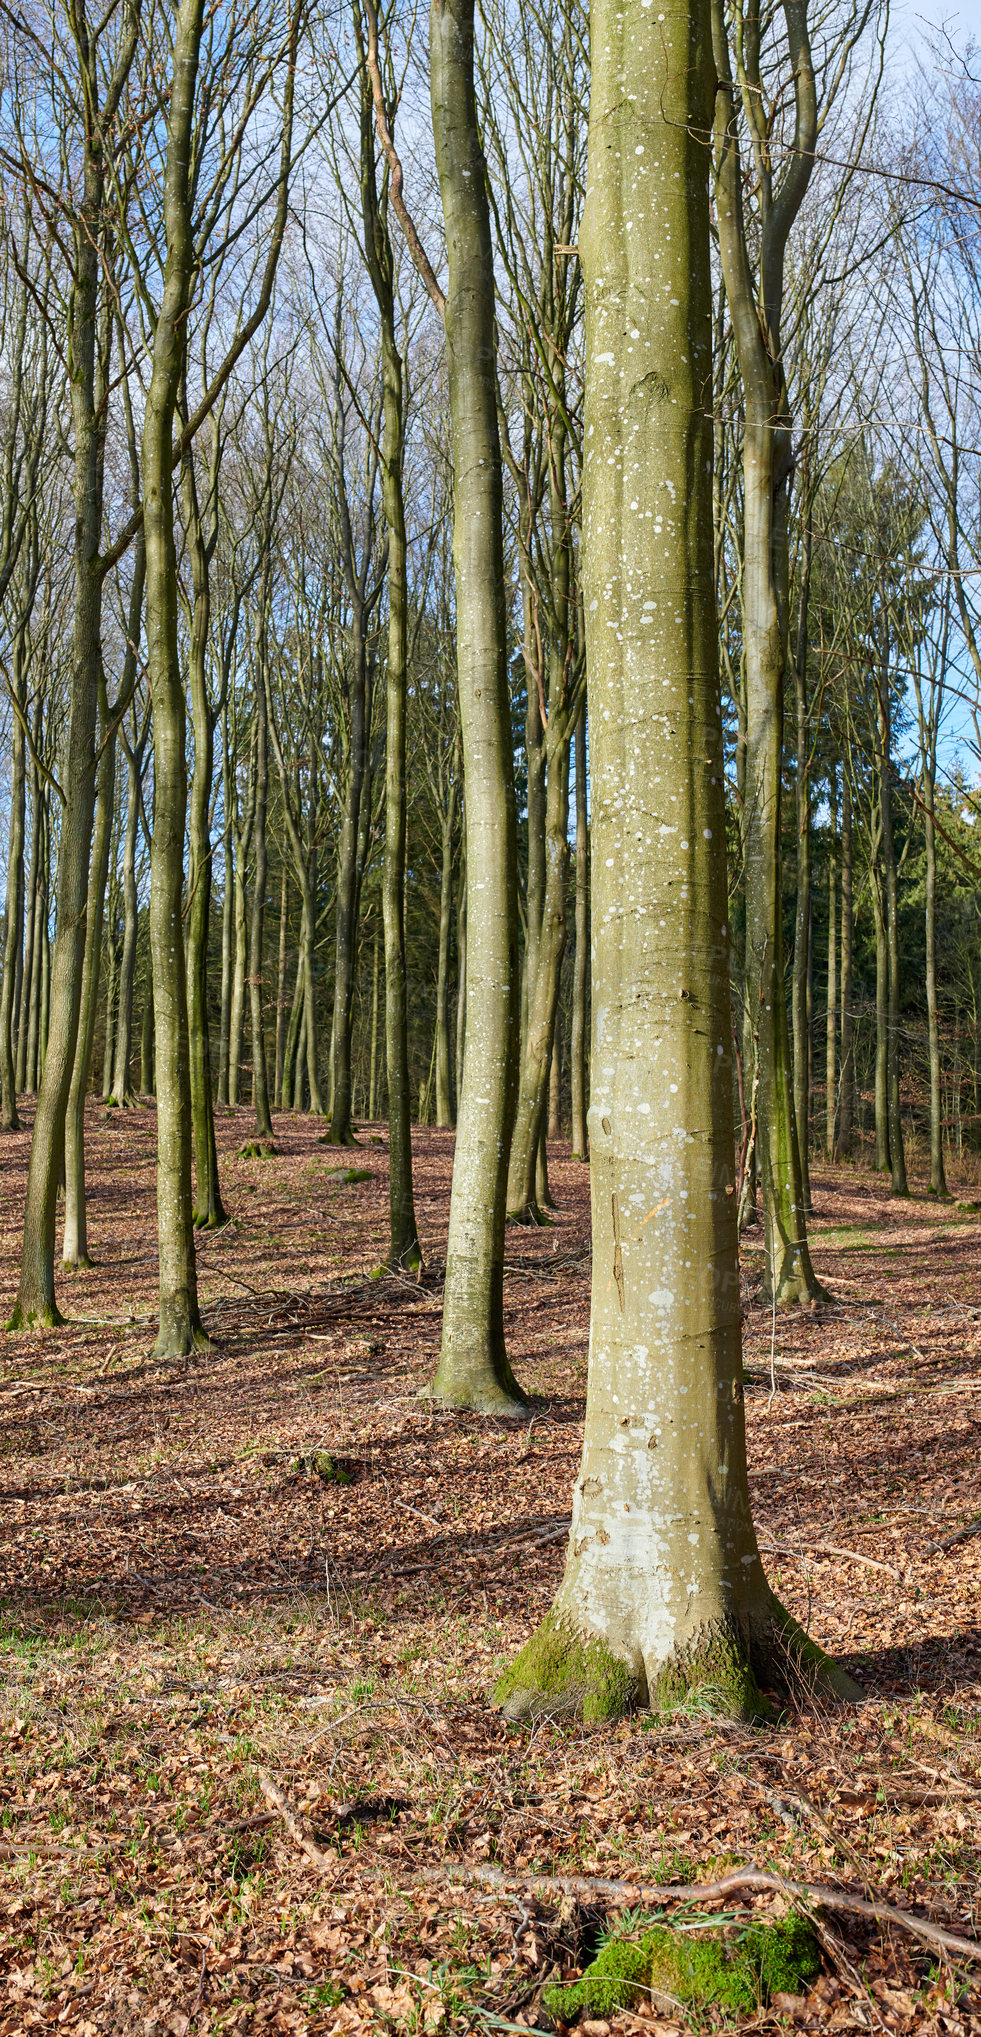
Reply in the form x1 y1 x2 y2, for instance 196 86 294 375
0 1103 979 2035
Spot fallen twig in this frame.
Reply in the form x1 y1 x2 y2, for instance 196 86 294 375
257 1769 335 1874
759 1534 900 1579
402 1862 981 1965
925 1510 981 1556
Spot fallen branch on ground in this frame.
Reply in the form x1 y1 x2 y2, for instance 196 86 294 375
925 1510 981 1555
758 1534 900 1578
406 1862 981 1965
258 1770 335 1875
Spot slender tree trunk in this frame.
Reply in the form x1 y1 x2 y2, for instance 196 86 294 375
110 727 144 1106
368 920 380 1120
141 977 154 1094
229 847 248 1108
548 1027 560 1139
142 0 209 1358
825 775 837 1160
101 872 118 1102
838 770 854 1157
1 653 26 1129
455 831 466 1104
16 756 39 1096
327 692 365 1146
497 0 858 1718
183 455 227 1224
435 780 457 1128
791 545 811 1207
570 704 588 1161
923 773 947 1196
218 736 234 1106
506 737 570 1220
248 644 275 1148
877 684 907 1195
872 853 890 1172
428 0 523 1411
274 864 288 1110
360 98 422 1268
63 732 116 1267
12 215 108 1325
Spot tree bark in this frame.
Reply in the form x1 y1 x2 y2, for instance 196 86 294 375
838 770 854 1156
141 0 209 1356
496 0 858 1718
570 703 588 1161
825 772 837 1160
1 630 27 1129
182 446 227 1222
428 0 524 1411
63 726 116 1267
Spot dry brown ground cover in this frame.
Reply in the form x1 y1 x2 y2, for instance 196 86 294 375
0 1105 980 2037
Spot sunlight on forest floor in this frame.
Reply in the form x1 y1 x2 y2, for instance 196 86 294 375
0 1106 979 2034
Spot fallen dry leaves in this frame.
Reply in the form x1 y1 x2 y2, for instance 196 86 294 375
0 1104 979 2035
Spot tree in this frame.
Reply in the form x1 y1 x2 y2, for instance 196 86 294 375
496 0 860 1719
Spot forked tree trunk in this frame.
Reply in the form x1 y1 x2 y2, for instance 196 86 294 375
496 0 859 1721
570 704 588 1161
428 0 523 1411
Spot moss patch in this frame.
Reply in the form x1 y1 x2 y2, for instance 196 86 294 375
492 1613 638 1724
650 1630 772 1723
542 1912 821 2021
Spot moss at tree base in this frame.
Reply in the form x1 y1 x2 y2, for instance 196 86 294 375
493 1613 638 1723
542 1912 821 2020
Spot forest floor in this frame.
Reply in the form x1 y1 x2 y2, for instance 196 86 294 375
0 1106 979 2037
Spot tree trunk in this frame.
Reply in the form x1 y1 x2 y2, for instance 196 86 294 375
110 724 144 1106
872 853 890 1172
791 556 811 1207
877 683 907 1195
838 771 854 1157
248 637 275 1148
570 703 588 1161
428 0 523 1411
274 864 288 1110
11 176 109 1325
141 978 154 1095
1 645 26 1129
63 731 116 1267
825 773 837 1160
923 772 947 1196
16 751 39 1097
455 831 466 1105
183 453 227 1224
360 86 422 1269
435 780 457 1128
506 736 570 1220
496 0 859 1718
141 0 209 1358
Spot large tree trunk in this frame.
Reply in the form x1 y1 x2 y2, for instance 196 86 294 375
497 0 859 1719
428 0 523 1411
570 704 588 1162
